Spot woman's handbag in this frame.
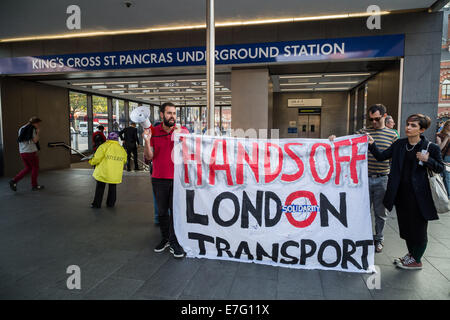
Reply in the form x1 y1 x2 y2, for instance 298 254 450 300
425 142 450 214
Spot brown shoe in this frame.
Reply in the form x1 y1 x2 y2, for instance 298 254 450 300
396 255 423 270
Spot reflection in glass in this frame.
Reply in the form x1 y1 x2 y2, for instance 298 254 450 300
69 91 88 153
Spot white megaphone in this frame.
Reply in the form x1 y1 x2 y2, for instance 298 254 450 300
130 106 152 129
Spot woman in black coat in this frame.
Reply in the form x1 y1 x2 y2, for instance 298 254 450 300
368 114 444 270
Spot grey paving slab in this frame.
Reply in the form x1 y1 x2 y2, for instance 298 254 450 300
276 291 324 300
227 276 278 300
133 257 203 299
83 276 144 300
236 262 279 281
181 259 239 299
369 287 422 300
277 268 323 297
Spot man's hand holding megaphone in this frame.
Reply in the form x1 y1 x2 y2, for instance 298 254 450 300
143 127 152 145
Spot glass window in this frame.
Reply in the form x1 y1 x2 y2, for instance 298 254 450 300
112 98 126 131
215 107 221 133
221 106 232 136
185 106 201 133
93 95 109 136
69 92 88 153
201 106 207 133
443 84 450 100
153 106 160 124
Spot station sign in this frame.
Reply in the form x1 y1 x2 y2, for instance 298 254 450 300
288 98 322 107
0 34 405 75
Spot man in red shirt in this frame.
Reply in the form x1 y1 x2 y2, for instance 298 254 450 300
143 102 189 259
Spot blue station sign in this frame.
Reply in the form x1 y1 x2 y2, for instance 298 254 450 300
0 34 404 74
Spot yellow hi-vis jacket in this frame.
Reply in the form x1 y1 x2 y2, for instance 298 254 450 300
89 140 127 184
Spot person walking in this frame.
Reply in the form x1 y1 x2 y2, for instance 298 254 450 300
9 116 44 191
368 114 444 270
436 119 450 197
119 123 140 171
92 125 106 152
89 132 127 208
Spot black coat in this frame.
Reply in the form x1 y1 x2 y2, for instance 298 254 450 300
119 126 139 149
368 135 444 221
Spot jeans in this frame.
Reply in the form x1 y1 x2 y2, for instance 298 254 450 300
152 178 178 246
369 175 389 242
444 155 450 198
92 181 117 207
14 152 39 187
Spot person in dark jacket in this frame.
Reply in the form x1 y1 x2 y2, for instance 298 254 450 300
368 114 444 270
92 125 106 151
119 122 140 171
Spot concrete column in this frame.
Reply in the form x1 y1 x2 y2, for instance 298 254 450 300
231 68 271 136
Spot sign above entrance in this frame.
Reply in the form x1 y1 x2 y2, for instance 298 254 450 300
288 98 322 107
298 108 322 115
0 34 405 75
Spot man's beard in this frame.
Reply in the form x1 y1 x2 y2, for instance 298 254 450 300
163 117 175 127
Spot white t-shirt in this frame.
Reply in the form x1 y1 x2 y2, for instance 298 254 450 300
18 124 38 154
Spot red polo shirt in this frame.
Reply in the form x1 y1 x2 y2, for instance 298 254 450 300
150 124 189 179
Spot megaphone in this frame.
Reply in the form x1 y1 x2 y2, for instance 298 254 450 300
130 106 151 129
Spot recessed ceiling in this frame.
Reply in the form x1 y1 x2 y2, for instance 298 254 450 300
41 74 232 106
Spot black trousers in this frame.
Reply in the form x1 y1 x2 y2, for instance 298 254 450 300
152 178 178 246
126 146 139 170
92 181 117 207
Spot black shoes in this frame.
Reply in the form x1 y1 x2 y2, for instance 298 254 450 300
154 239 170 253
170 243 186 259
90 203 101 209
32 185 44 191
9 180 17 192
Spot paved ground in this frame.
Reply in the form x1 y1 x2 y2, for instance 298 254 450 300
0 169 449 300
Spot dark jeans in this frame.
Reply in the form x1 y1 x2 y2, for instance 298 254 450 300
126 146 139 170
92 181 117 207
152 178 178 246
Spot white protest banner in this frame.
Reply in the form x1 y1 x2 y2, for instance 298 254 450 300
173 134 375 273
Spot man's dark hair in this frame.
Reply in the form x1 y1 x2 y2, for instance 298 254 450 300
29 116 42 124
368 104 387 116
97 125 104 131
160 102 175 114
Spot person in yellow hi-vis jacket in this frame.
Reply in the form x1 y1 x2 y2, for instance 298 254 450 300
89 132 127 208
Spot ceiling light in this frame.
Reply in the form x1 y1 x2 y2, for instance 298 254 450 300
280 83 317 86
318 81 359 85
315 87 350 91
280 88 314 91
140 80 175 83
73 82 105 86
324 73 371 77
105 81 139 85
279 75 323 79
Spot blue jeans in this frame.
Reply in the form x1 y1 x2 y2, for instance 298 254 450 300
369 175 389 242
444 155 450 199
